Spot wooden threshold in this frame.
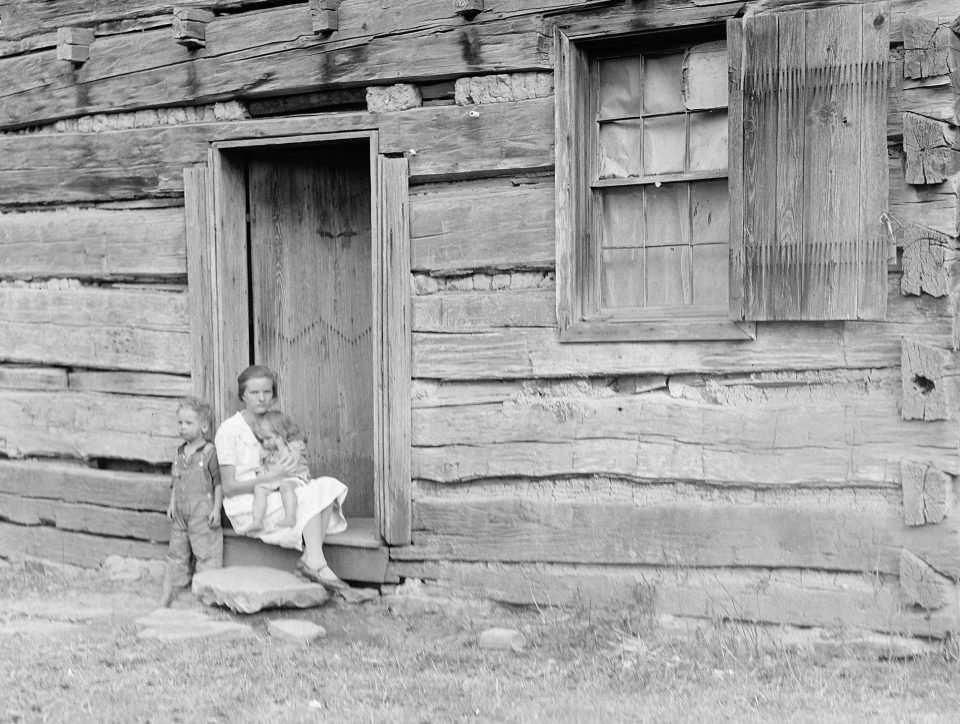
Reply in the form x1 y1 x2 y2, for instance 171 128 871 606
222 516 396 584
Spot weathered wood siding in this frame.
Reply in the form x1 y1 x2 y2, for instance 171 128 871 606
1 0 958 634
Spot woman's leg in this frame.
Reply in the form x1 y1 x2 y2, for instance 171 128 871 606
300 505 332 568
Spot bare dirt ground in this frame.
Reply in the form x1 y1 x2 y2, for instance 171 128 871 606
2 558 960 723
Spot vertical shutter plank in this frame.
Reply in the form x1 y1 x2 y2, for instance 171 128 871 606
773 12 805 318
801 5 863 319
741 14 780 319
727 18 745 321
857 5 890 320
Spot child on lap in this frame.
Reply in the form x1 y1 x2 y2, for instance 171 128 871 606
247 410 311 534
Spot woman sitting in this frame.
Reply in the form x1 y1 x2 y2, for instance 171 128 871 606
214 364 348 591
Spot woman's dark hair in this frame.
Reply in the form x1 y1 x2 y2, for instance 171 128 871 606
237 365 278 401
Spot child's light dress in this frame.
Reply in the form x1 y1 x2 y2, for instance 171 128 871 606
214 412 347 550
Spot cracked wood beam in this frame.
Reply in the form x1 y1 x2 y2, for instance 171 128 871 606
172 7 214 50
900 549 952 609
900 225 951 297
900 339 951 421
901 460 952 526
55 27 93 64
903 113 960 185
903 16 954 79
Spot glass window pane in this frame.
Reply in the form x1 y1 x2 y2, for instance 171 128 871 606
690 179 728 244
683 42 728 110
646 245 692 306
601 187 644 248
645 182 688 247
692 243 728 306
643 115 686 175
688 111 728 172
601 248 644 309
599 120 642 179
643 53 685 114
598 57 643 119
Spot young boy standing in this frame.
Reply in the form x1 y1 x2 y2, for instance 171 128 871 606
160 397 223 607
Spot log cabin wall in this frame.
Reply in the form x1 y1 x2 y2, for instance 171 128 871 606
0 0 958 634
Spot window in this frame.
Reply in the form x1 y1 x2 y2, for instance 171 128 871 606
556 4 890 342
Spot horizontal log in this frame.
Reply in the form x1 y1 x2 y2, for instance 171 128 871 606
411 391 959 485
0 390 179 463
0 493 169 542
0 99 553 205
0 286 190 373
414 289 556 332
388 560 958 638
889 151 960 238
0 366 67 391
68 370 192 397
0 459 169 511
399 496 960 580
0 520 164 567
0 206 186 279
410 179 554 274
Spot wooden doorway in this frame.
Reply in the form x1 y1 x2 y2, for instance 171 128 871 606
247 142 374 518
184 126 411 547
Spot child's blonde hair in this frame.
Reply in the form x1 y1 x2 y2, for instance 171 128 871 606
177 397 214 440
255 410 306 444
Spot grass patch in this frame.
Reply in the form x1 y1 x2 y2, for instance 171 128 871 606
2 561 960 723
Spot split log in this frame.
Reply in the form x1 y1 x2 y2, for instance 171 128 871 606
0 493 169 543
0 286 190 373
387 559 959 638
902 16 953 79
413 289 555 332
888 151 960 238
67 371 192 398
900 339 951 421
410 178 554 274
399 496 960 580
899 548 951 609
0 206 186 280
0 366 67 391
0 459 169 511
0 521 164 567
901 459 952 526
0 99 554 205
0 390 179 463
903 113 960 185
899 226 951 297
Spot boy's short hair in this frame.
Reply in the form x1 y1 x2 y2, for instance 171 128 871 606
256 410 305 444
177 396 214 439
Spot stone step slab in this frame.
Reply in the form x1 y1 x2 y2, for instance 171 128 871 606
192 566 330 614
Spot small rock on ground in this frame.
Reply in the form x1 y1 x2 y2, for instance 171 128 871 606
193 566 329 614
267 619 326 644
478 627 526 651
338 587 379 605
135 607 252 641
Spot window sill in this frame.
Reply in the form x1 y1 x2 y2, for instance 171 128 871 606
559 315 756 343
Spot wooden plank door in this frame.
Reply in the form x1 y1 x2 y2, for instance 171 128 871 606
247 143 375 519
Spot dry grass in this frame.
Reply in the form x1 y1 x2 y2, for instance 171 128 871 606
2 559 960 723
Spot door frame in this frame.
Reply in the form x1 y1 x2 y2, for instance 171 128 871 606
183 125 412 545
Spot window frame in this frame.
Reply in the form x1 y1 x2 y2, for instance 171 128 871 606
555 25 756 343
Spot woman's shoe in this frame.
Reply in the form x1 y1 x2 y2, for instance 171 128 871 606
296 559 348 591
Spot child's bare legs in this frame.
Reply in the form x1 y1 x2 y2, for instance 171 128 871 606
278 480 299 528
247 485 271 534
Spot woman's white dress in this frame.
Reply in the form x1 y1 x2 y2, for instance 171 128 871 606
214 411 347 551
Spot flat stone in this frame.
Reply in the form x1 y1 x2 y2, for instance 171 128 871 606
134 607 252 641
0 620 83 637
478 627 526 651
192 566 329 614
267 619 326 644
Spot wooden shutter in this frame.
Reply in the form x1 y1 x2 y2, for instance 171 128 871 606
728 3 889 321
183 164 223 419
374 156 412 545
